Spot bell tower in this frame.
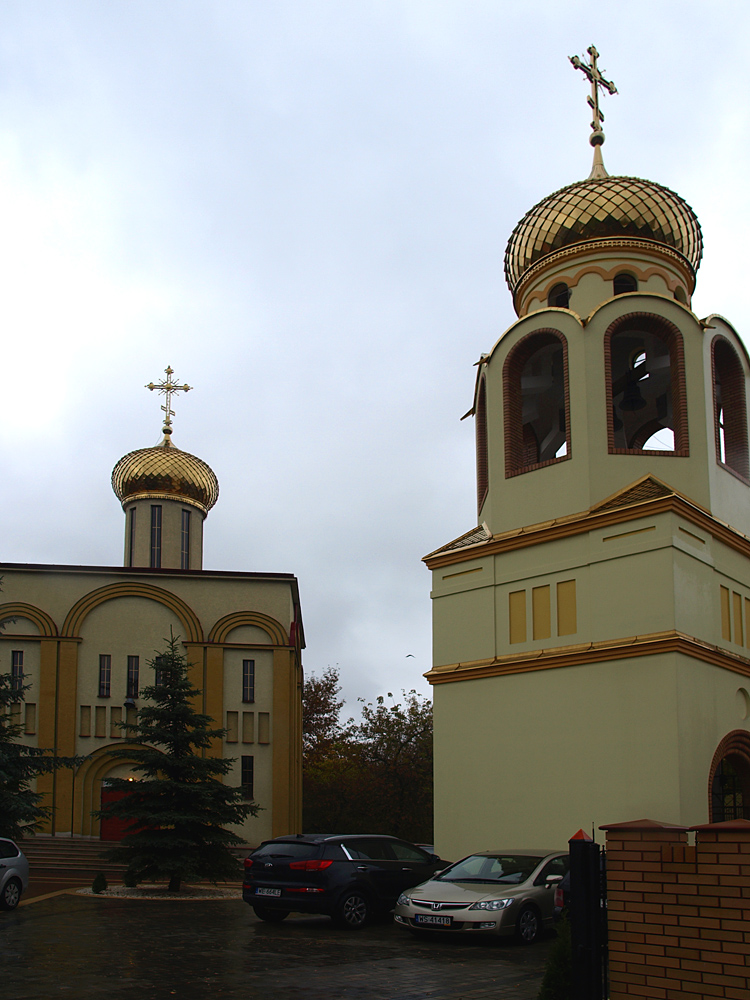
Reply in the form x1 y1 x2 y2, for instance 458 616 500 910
426 50 750 859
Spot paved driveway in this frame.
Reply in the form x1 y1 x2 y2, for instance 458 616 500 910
2 894 551 1000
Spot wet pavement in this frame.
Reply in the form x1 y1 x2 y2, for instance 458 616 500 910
1 894 551 999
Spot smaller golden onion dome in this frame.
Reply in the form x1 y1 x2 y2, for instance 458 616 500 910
504 175 703 293
111 436 219 515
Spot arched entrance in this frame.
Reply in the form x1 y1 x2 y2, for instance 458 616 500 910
708 730 750 822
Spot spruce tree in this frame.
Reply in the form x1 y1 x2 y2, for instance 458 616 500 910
0 671 80 839
99 633 257 891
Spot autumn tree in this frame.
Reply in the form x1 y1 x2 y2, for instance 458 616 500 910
302 668 433 842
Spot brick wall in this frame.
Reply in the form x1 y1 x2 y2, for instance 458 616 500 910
602 818 750 999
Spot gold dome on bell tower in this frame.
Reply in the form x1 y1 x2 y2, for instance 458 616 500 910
505 46 703 317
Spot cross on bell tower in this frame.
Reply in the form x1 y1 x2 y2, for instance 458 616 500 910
570 45 617 179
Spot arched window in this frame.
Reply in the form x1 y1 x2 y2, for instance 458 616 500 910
712 336 749 480
475 377 488 515
613 272 638 295
548 283 570 308
605 313 688 456
504 330 570 477
709 731 750 821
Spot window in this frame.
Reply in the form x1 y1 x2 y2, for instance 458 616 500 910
242 660 255 703
605 313 688 455
547 283 570 308
712 336 749 480
128 507 137 566
127 656 139 698
241 756 254 798
711 757 750 821
504 330 570 477
154 655 167 687
11 650 23 692
181 509 191 570
150 505 162 568
613 272 637 295
475 377 488 516
98 655 111 698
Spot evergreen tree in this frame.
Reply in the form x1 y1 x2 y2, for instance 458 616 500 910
0 671 80 839
98 633 258 891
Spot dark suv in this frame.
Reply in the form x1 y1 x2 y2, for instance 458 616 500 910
242 834 447 929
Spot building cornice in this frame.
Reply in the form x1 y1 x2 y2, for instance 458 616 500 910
424 489 743 570
425 629 750 685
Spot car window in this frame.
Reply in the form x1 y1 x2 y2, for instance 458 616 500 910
438 854 542 883
391 841 430 863
252 841 320 860
344 838 396 861
0 839 19 859
536 856 569 883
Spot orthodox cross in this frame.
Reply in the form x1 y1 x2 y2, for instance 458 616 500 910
145 366 192 436
569 45 617 147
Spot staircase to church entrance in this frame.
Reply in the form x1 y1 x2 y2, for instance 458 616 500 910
20 836 126 900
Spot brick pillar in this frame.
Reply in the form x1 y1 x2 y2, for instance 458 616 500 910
602 817 750 1000
689 819 750 997
601 818 690 999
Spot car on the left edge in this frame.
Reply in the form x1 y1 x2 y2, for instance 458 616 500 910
0 839 29 910
242 833 448 929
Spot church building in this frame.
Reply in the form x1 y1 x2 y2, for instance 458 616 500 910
0 369 303 844
425 49 750 859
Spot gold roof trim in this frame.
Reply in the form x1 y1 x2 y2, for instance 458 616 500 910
513 237 696 312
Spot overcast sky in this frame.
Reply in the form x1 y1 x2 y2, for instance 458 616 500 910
0 1 747 714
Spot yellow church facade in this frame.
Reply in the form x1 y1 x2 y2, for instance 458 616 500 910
426 50 750 860
1 371 303 844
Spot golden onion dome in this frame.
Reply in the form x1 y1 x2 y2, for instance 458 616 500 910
111 436 219 515
504 174 703 293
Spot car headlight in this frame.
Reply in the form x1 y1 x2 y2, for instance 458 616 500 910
396 893 411 907
469 898 514 911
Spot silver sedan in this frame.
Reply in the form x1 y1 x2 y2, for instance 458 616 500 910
0 838 29 910
394 849 568 944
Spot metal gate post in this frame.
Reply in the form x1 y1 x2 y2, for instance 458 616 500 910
569 830 605 1000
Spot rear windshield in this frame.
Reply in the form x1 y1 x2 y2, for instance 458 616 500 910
436 854 542 884
252 841 321 860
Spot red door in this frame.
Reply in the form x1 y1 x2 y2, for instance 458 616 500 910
100 787 135 841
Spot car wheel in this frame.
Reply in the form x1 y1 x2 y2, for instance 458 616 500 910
0 878 22 911
252 905 290 922
334 890 371 929
515 904 541 945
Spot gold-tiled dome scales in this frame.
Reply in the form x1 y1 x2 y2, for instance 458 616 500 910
112 439 219 515
504 175 703 293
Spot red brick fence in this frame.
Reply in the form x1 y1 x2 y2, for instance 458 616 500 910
601 818 750 999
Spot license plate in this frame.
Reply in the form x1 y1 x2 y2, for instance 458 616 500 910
415 914 452 926
255 887 281 897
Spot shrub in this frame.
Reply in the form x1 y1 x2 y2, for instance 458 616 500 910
91 872 107 894
538 916 572 1000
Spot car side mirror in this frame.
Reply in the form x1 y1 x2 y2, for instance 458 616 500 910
545 873 564 885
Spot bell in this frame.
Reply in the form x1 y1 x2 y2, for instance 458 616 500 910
620 378 646 411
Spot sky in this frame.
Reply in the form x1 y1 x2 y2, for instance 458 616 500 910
0 1 748 716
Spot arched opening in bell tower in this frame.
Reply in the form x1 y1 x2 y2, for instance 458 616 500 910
605 313 689 456
712 336 749 480
504 330 570 477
